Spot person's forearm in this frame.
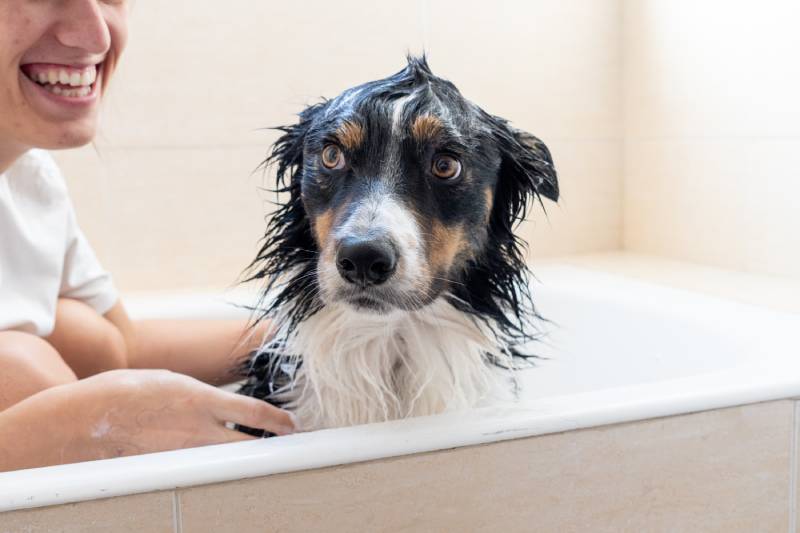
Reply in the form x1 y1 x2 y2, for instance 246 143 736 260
104 301 268 385
0 385 87 472
127 319 267 385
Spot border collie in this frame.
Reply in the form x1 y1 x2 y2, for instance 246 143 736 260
238 56 558 433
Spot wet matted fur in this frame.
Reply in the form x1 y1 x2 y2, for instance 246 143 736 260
238 56 558 433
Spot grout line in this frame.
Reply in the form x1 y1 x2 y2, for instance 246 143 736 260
618 0 628 252
84 137 626 153
172 491 183 533
789 401 798 533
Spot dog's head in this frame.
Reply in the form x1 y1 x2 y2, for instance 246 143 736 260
252 56 557 332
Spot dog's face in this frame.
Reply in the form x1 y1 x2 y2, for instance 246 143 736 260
267 57 557 316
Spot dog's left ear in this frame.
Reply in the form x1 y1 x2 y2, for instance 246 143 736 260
268 101 329 187
491 118 558 226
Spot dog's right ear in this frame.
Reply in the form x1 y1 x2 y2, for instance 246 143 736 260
267 101 329 187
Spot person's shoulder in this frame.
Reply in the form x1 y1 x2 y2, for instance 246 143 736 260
7 149 68 194
18 149 65 182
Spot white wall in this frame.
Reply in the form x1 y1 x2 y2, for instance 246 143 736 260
55 0 623 291
623 0 800 279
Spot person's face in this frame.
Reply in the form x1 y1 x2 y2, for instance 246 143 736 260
0 0 128 152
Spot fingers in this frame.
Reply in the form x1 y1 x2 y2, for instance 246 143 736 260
210 389 296 436
217 427 259 443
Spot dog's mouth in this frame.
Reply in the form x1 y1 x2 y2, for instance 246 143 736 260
345 294 390 313
332 284 438 315
336 286 397 313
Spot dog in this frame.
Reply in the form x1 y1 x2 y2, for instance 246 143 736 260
238 56 558 433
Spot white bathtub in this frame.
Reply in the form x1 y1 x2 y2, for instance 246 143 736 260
2 263 800 525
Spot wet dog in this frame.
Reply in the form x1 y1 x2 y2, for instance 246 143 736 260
238 56 558 432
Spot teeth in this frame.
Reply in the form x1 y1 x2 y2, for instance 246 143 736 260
42 83 91 98
27 64 98 93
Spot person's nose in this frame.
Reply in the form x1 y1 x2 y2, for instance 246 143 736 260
53 0 111 56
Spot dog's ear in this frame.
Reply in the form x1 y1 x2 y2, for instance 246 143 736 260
268 101 329 187
491 118 558 230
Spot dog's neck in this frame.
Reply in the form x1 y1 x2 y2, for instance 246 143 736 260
271 297 514 430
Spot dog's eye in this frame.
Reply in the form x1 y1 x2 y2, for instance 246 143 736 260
431 154 462 180
321 144 345 170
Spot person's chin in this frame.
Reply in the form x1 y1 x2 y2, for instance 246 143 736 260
38 121 97 150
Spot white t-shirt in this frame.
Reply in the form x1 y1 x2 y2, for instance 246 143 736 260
0 149 118 336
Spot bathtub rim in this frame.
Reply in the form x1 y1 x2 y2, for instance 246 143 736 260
2 360 800 513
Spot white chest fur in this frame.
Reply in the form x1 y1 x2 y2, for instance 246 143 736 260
270 298 514 430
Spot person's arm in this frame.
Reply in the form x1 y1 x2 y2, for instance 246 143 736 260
103 301 266 385
0 369 294 472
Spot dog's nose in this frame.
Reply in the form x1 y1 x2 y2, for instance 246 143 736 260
336 237 397 287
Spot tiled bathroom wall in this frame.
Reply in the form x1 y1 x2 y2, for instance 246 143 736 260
53 0 624 292
622 0 800 279
55 0 800 291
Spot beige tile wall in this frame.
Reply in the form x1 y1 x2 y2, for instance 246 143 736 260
623 0 800 279
0 491 174 533
3 401 794 532
52 1 800 290
54 0 623 291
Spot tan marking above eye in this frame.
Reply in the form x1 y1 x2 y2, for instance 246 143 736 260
411 114 443 142
431 154 462 180
335 120 365 151
321 144 345 170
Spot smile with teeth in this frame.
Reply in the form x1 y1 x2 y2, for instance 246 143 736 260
23 64 98 98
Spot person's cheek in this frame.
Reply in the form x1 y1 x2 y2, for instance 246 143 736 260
101 5 129 90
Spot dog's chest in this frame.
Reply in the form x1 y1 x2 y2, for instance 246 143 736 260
275 299 509 431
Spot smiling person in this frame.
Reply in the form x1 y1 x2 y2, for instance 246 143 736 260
0 0 294 472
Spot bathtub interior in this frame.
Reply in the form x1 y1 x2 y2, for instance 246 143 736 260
519 265 799 399
126 264 799 401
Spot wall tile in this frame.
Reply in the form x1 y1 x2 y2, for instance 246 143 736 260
0 492 174 533
523 139 623 259
623 139 800 279
624 0 800 140
98 1 427 148
426 0 622 142
55 145 275 291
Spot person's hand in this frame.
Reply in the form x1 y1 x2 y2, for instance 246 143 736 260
68 369 295 460
0 368 295 471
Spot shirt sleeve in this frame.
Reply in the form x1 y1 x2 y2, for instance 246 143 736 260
59 193 119 316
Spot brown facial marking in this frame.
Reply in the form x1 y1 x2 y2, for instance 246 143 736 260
484 187 494 224
429 221 465 274
335 120 365 151
411 114 443 143
313 209 334 248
